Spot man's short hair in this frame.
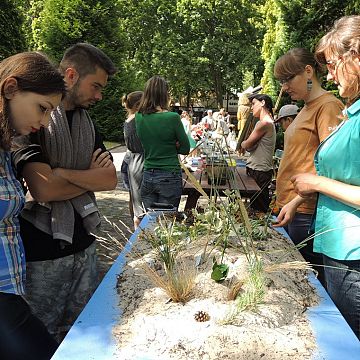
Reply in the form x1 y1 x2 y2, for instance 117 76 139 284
59 43 117 78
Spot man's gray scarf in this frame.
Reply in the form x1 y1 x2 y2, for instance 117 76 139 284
21 105 101 244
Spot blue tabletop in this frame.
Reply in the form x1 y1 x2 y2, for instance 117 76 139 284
52 218 360 360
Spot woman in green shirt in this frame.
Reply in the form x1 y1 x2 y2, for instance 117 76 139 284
292 15 360 339
135 76 190 211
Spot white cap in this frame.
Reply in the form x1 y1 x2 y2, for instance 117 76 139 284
276 104 299 122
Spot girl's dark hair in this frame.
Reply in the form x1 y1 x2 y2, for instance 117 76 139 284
274 48 322 81
0 52 66 150
249 93 274 118
121 91 143 112
138 75 169 114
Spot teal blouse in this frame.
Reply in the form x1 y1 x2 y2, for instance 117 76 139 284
314 99 360 260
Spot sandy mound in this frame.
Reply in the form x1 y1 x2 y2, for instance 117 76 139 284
113 217 319 360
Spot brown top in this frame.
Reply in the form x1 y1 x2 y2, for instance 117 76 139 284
276 92 344 214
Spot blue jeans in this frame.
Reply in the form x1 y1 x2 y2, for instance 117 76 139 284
284 212 325 287
323 255 360 339
141 169 183 211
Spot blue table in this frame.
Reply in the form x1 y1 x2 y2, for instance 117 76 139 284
52 217 360 360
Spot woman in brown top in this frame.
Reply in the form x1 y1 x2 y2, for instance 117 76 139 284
273 48 344 285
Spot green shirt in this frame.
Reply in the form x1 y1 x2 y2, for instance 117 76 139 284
314 99 360 260
135 111 190 171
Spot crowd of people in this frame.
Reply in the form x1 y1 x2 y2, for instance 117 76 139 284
0 14 359 360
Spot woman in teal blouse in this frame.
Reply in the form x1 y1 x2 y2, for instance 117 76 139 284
291 15 360 339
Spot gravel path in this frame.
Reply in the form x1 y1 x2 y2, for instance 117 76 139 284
94 146 134 281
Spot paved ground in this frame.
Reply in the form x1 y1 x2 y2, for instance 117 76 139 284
94 146 134 280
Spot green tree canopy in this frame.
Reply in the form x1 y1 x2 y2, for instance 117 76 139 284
0 0 26 59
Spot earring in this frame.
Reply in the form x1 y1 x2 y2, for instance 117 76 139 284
307 79 313 92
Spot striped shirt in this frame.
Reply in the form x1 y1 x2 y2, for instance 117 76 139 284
0 150 25 295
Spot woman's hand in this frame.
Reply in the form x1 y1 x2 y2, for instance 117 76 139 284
291 173 320 197
273 196 303 228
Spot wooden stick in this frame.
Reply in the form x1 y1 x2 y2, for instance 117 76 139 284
273 87 284 114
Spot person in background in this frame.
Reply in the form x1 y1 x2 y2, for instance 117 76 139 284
237 93 251 135
275 104 299 131
213 108 230 141
201 109 214 130
12 43 117 341
120 151 135 223
136 75 190 211
224 111 231 126
273 48 343 286
292 15 360 339
241 94 276 213
180 110 191 132
122 91 144 229
0 52 66 360
236 93 254 154
180 110 197 150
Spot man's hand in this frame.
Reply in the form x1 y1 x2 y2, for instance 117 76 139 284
90 148 112 169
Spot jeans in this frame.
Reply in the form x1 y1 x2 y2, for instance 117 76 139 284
284 212 325 287
141 169 183 211
0 293 58 360
323 255 360 339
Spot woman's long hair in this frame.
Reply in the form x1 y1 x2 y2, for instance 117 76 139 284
138 75 169 115
0 52 66 150
315 15 360 105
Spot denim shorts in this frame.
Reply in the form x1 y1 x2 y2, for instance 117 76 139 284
141 169 183 211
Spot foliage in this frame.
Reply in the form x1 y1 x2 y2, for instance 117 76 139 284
141 256 196 303
261 0 360 99
260 0 288 96
25 0 129 141
117 0 264 108
0 0 27 59
9 0 360 138
145 216 188 271
211 259 229 282
235 259 265 312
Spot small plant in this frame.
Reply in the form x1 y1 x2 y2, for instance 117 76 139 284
143 215 186 272
141 256 196 303
235 258 266 312
221 258 266 325
211 259 229 282
227 277 244 301
139 215 197 302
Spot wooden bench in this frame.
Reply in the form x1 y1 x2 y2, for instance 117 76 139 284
182 165 260 210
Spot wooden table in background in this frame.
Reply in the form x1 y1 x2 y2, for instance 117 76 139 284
182 165 260 210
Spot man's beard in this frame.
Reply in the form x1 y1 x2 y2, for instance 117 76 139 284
67 83 90 110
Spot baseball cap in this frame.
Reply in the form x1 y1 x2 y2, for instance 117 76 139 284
275 104 299 122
